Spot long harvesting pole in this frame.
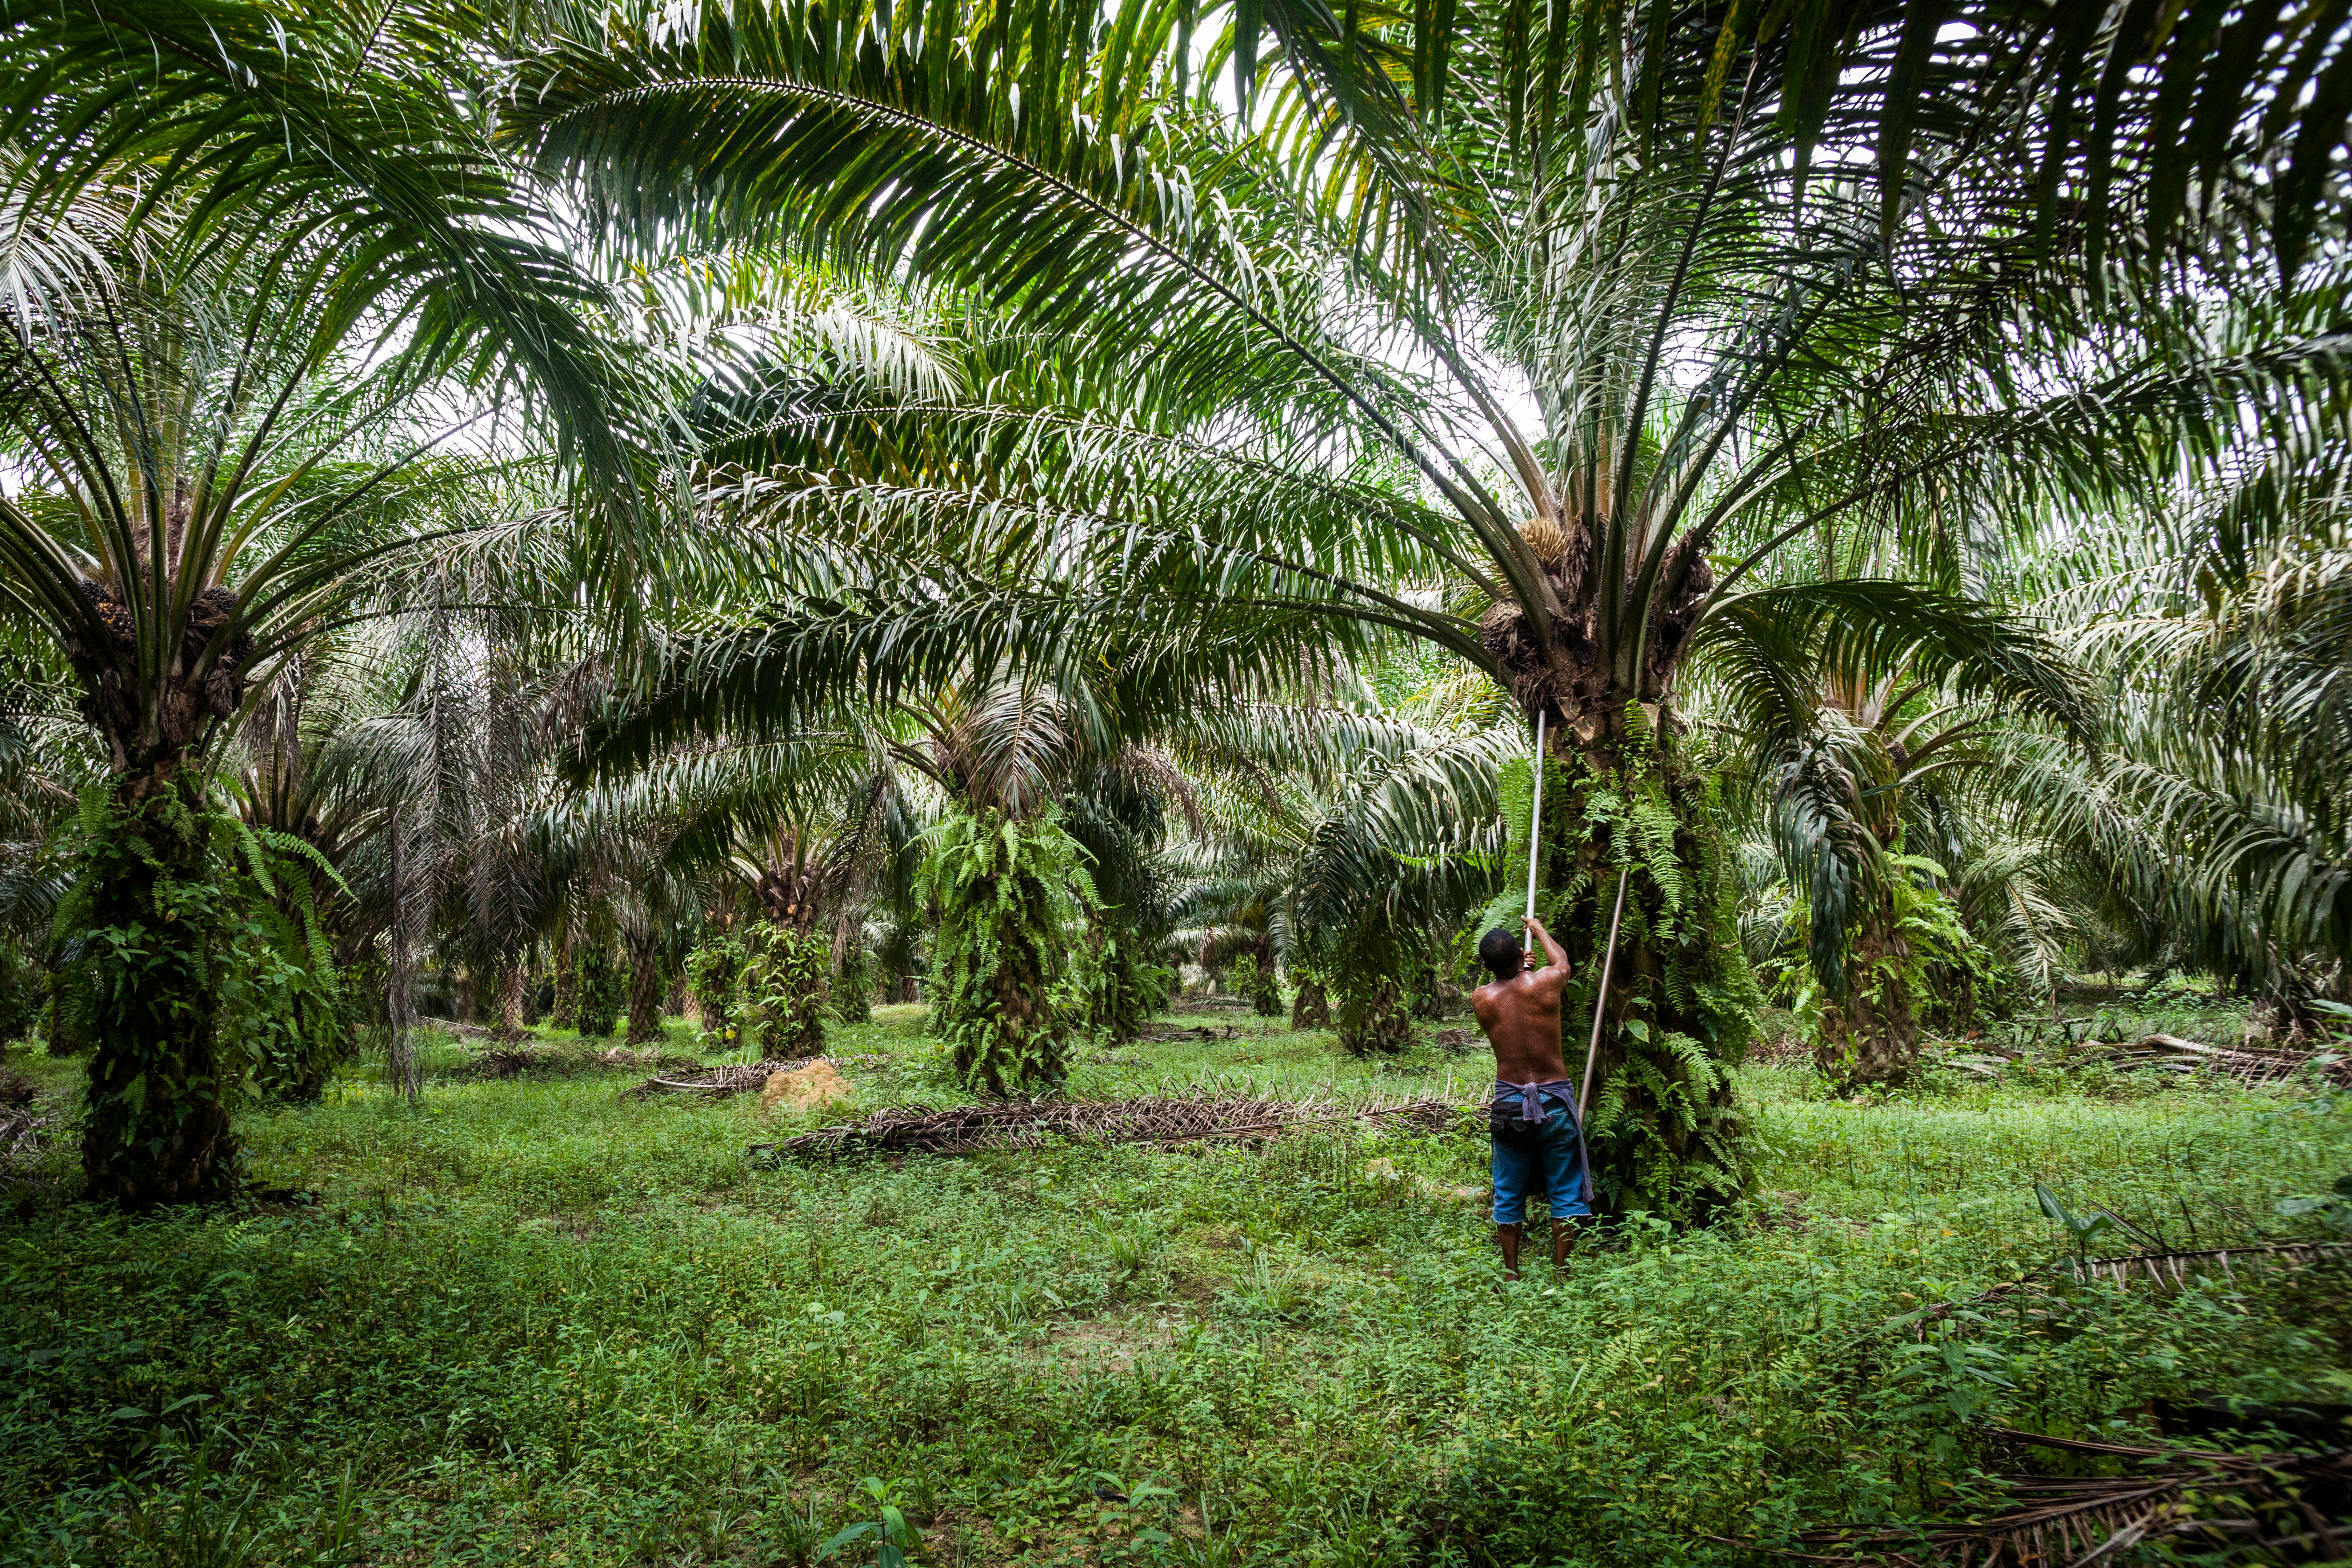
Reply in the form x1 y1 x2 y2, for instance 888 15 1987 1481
1578 866 1630 1123
1524 711 1546 948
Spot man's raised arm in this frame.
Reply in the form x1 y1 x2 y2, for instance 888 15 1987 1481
1522 915 1570 986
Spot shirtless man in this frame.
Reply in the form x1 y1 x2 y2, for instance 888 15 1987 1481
1470 915 1593 1277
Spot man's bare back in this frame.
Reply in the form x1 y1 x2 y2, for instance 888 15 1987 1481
1471 915 1571 1083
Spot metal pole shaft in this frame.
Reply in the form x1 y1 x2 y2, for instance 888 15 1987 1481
1578 866 1630 1124
1523 712 1546 945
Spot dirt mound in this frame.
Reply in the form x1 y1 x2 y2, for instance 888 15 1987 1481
760 1060 852 1115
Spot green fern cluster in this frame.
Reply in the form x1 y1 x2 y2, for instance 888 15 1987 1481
1224 954 1283 1017
571 948 625 1040
739 922 831 1058
835 943 873 1025
915 806 1092 1096
686 932 749 1055
1083 921 1164 1042
1533 718 1761 1223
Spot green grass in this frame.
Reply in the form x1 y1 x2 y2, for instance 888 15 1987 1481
3 1008 2347 1566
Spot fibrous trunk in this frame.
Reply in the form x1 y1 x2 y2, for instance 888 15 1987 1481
1814 902 1918 1090
493 964 528 1042
1290 977 1330 1029
1337 979 1411 1055
626 928 664 1045
1525 710 1757 1221
550 956 579 1032
79 773 236 1208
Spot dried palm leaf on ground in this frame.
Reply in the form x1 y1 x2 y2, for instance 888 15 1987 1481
1743 1428 2351 1565
636 1057 822 1097
0 1103 51 1168
1932 1036 2348 1086
1889 1242 2352 1340
2074 1034 2347 1086
477 1044 702 1080
635 1054 892 1098
754 1090 1457 1160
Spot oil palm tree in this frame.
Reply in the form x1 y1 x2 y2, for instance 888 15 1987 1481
1696 587 2091 1085
0 1 640 1202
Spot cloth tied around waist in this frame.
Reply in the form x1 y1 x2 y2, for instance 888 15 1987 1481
1490 1077 1577 1139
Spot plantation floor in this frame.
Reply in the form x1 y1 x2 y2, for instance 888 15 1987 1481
4 1006 2348 1566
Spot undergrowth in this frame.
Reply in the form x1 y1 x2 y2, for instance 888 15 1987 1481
1 1006 2346 1566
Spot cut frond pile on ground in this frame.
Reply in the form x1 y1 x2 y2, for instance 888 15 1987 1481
634 1057 821 1097
1937 1035 2350 1086
1776 1429 2350 1565
755 1089 1458 1160
477 1044 704 1079
0 1103 49 1171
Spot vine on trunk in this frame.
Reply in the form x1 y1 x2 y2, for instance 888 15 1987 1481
1084 916 1165 1042
916 807 1091 1096
572 948 625 1040
1491 704 1762 1222
740 921 830 1058
61 777 347 1206
687 932 749 1054
836 943 873 1025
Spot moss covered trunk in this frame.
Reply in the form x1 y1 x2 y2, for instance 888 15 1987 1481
1815 898 1919 1089
1520 706 1758 1221
79 771 236 1208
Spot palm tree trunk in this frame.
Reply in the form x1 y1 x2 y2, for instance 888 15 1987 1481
1290 977 1330 1029
1337 979 1411 1054
79 770 236 1208
1537 709 1758 1221
550 949 579 1032
493 964 528 1042
626 927 664 1045
1816 902 1920 1089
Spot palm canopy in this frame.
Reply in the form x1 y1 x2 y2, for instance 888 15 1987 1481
0 1 645 796
506 0 2349 747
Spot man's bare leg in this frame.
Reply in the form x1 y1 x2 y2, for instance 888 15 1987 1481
1553 1218 1578 1269
1495 1222 1522 1278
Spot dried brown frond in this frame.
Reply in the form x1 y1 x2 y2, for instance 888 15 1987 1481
635 1056 826 1098
1760 1429 2351 1566
754 1090 1457 1160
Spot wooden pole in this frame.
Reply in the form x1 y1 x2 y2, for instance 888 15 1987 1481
1578 866 1630 1123
1524 712 1546 951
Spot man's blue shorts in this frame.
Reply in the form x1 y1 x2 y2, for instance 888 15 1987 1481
1491 1086 1594 1226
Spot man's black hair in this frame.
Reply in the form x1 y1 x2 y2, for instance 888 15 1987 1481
1478 927 1523 981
